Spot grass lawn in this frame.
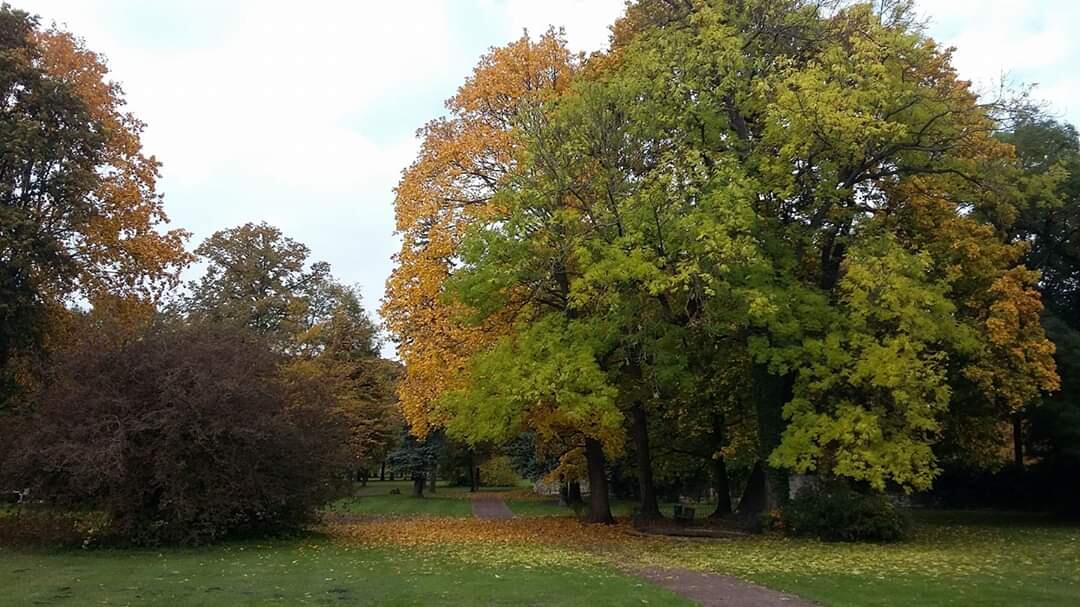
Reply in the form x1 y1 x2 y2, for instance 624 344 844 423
6 493 1078 606
326 495 473 518
324 481 528 518
0 540 692 606
642 510 1080 607
332 508 1080 607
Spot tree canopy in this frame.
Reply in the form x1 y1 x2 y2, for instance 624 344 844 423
384 0 1063 523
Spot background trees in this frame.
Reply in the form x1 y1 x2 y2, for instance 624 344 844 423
182 223 402 483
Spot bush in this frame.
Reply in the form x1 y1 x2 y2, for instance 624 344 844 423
480 456 522 487
782 481 911 542
0 322 351 545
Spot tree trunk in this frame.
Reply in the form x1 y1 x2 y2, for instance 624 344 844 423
710 455 732 518
1013 414 1025 469
360 470 368 487
428 462 437 493
710 413 732 518
630 402 662 520
568 480 584 506
748 362 791 512
584 438 614 524
379 460 386 482
469 450 481 492
737 460 768 515
412 473 425 498
558 480 569 506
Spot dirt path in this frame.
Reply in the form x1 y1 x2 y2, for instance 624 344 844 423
635 567 815 607
470 495 513 520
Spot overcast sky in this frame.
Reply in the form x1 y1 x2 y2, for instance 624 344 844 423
21 1 1080 354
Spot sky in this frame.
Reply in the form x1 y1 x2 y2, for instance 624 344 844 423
20 0 1080 355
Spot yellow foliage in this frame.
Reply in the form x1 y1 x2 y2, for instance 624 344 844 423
382 31 579 437
33 27 192 302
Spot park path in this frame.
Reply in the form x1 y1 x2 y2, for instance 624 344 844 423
470 494 514 520
634 567 816 607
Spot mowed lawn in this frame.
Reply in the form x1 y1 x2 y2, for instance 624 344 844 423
642 510 1080 607
4 489 1078 606
325 481 519 518
331 480 711 519
0 541 691 606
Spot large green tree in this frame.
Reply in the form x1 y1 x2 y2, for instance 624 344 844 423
430 0 1059 524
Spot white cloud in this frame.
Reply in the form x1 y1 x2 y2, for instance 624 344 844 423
482 0 624 52
917 0 1080 124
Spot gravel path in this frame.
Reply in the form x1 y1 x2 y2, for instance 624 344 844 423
470 495 514 520
635 567 815 606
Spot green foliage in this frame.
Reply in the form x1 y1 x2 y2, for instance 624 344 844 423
441 315 621 451
182 222 331 348
771 236 976 491
480 456 523 487
782 482 911 543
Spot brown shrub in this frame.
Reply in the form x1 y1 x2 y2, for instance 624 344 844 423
0 322 351 545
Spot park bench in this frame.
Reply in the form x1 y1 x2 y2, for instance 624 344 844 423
673 504 696 524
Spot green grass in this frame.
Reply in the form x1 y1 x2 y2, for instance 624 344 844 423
0 540 692 606
326 495 473 518
643 510 1080 607
325 481 528 518
326 482 472 518
7 492 1079 606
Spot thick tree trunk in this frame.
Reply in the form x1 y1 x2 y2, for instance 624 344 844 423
428 463 437 493
709 413 732 518
1013 415 1025 469
710 455 732 518
631 402 662 520
584 438 614 524
412 473 425 498
379 460 386 482
558 480 569 506
737 460 768 515
747 362 791 513
359 470 368 487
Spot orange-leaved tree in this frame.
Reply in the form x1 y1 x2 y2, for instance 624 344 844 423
1 8 189 406
382 31 578 438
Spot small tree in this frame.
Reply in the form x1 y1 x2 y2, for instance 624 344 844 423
387 430 443 497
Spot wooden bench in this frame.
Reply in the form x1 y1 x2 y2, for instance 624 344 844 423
673 504 696 524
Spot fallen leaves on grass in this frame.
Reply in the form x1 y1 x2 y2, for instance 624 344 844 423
326 517 659 569
324 515 1080 592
